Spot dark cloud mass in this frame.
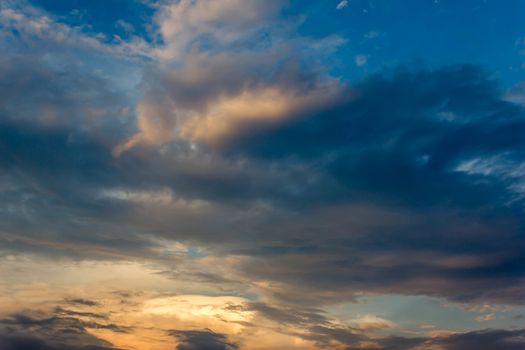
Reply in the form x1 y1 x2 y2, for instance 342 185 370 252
430 329 525 350
3 311 524 350
229 66 525 305
359 329 525 350
0 313 119 350
170 329 238 350
2 50 525 306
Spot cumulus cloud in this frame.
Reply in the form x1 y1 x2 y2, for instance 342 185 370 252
115 0 345 154
153 0 284 60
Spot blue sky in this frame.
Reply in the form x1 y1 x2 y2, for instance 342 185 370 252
295 0 525 83
27 0 525 84
1 1 525 349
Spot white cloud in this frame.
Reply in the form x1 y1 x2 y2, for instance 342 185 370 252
336 0 349 10
349 315 396 331
355 54 367 66
153 0 283 60
0 2 151 58
364 31 381 39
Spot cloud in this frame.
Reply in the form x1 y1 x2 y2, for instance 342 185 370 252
223 299 525 350
4 55 525 310
227 301 367 348
4 58 525 308
3 1 525 349
170 329 238 350
0 54 131 131
115 0 346 154
217 66 525 305
242 302 330 327
364 31 381 39
350 315 395 331
153 0 284 60
177 84 341 145
336 1 349 10
505 81 525 105
355 54 367 66
115 72 342 154
475 313 496 322
3 4 525 344
0 0 150 59
64 299 101 307
324 328 525 350
112 96 177 156
0 313 119 350
431 329 525 350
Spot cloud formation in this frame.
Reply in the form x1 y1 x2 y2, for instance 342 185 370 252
170 329 238 350
0 313 119 350
2 0 525 349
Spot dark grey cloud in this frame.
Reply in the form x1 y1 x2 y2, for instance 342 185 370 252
429 329 525 350
54 307 108 320
64 298 101 307
300 324 362 348
282 320 525 350
224 66 525 305
224 65 525 207
0 29 156 259
170 329 238 350
365 336 427 350
0 313 119 350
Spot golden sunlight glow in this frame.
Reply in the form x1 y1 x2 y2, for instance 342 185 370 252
180 85 338 144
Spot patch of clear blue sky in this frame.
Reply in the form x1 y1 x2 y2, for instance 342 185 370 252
291 0 525 86
326 295 525 333
29 0 525 87
28 0 156 42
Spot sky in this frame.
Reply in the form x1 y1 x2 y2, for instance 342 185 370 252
1 0 525 349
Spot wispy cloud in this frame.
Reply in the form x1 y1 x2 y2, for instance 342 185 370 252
336 0 349 10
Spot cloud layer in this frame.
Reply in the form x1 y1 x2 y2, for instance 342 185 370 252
2 0 525 349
